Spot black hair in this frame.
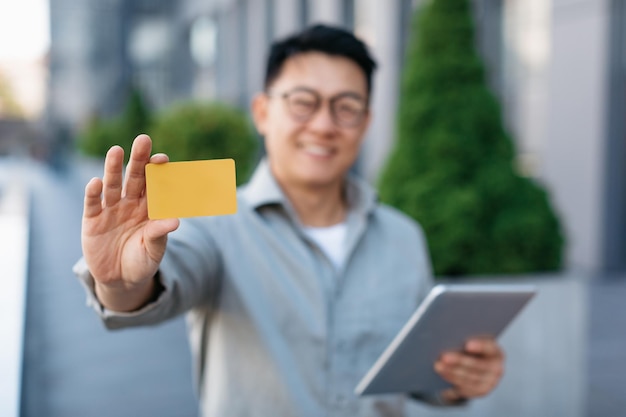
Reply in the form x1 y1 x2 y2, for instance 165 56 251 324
264 24 378 95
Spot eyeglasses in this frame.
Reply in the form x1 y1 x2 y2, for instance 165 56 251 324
267 87 368 128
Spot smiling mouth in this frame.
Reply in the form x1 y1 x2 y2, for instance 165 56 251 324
301 143 334 157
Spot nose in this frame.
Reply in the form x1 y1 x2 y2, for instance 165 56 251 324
306 102 336 134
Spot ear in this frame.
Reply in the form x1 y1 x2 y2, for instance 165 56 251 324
251 93 269 136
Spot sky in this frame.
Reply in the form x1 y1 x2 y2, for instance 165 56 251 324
0 0 50 61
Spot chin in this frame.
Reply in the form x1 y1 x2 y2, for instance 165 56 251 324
297 170 345 188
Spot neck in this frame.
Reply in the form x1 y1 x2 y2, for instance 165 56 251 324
277 178 347 227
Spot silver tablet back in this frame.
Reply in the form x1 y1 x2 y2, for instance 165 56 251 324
355 284 536 395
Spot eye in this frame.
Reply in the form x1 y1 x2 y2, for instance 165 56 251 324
287 92 318 116
334 97 366 123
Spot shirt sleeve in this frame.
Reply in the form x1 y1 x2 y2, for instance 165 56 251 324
72 217 223 329
73 259 173 329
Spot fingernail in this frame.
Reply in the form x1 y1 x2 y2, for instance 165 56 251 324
466 340 480 351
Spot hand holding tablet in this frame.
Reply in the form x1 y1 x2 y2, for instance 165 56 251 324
355 284 536 396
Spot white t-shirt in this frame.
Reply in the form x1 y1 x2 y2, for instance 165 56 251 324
302 222 348 271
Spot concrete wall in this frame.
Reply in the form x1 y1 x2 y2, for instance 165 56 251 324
0 161 30 417
602 0 626 272
354 0 403 182
544 0 612 273
274 0 300 38
310 0 342 25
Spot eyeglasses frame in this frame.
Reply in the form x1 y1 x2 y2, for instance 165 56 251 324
266 86 369 128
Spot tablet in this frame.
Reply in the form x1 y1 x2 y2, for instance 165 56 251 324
354 283 536 396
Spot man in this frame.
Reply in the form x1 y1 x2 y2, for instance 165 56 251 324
74 24 504 416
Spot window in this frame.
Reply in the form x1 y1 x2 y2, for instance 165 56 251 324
190 16 217 68
265 0 275 44
342 0 355 30
299 0 309 27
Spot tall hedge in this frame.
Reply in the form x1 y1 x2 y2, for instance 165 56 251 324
378 0 564 277
150 102 259 185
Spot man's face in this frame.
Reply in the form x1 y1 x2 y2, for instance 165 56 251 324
252 52 371 190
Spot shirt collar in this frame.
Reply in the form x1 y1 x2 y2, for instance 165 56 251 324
240 159 378 216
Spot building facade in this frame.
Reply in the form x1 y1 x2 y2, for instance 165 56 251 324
47 0 194 129
46 0 626 275
543 0 625 275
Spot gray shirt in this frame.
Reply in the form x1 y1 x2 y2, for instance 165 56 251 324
74 160 436 417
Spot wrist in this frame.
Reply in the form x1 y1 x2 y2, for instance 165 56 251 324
94 273 160 312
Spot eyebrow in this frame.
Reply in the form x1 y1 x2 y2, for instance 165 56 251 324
286 86 367 101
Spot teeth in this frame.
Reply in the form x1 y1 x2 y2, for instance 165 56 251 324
303 144 332 156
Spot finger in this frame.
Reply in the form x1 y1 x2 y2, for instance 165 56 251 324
442 352 491 372
142 218 180 262
436 354 504 398
102 145 124 207
446 377 492 399
436 362 491 398
450 369 499 398
438 351 463 366
145 218 180 243
149 153 169 164
465 338 504 358
135 153 170 199
123 134 152 199
436 355 476 381
84 177 103 218
438 362 484 386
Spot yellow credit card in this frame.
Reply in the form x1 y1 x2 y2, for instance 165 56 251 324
145 159 237 219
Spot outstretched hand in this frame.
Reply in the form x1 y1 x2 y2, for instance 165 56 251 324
434 338 505 403
81 134 179 312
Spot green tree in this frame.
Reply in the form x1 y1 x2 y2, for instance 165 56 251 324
78 114 120 158
117 88 152 152
378 0 564 277
151 101 259 185
78 88 152 161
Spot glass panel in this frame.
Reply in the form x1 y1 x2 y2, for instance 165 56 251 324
190 16 217 68
265 0 275 44
342 0 355 30
299 0 309 27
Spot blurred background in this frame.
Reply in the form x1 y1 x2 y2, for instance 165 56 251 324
0 0 624 416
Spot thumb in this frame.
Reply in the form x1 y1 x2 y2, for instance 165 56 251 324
144 218 180 244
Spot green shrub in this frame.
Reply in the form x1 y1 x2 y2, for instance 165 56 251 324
78 88 152 162
378 0 564 277
151 101 259 185
78 115 121 159
78 91 259 186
